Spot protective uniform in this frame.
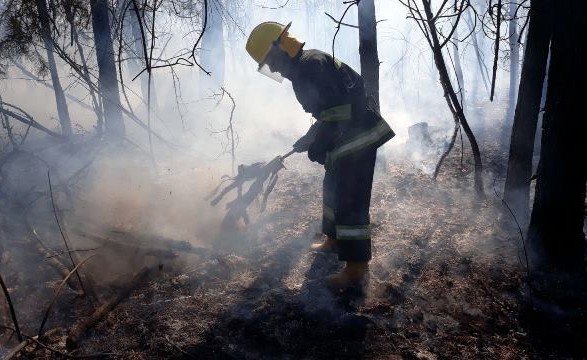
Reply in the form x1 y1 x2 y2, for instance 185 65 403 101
290 49 394 262
246 22 395 264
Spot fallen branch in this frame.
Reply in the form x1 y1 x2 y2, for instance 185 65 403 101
29 227 84 296
0 106 66 140
209 150 294 226
72 229 211 258
45 247 101 259
3 328 61 360
66 266 155 349
37 255 96 338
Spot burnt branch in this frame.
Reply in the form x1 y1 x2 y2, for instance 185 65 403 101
65 266 156 349
37 254 96 338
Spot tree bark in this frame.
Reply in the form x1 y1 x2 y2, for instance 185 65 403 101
527 0 586 273
358 0 379 112
35 0 72 137
90 0 125 138
503 0 551 224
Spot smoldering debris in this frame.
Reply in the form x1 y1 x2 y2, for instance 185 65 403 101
208 150 295 231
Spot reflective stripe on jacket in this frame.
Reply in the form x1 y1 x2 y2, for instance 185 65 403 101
289 49 394 161
325 115 394 169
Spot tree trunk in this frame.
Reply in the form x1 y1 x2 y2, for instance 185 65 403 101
90 0 125 137
35 0 72 137
357 0 379 112
503 0 551 224
199 0 225 95
527 0 586 273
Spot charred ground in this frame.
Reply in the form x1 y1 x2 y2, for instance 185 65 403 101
0 127 585 359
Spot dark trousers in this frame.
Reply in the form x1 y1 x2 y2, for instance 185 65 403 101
322 148 377 262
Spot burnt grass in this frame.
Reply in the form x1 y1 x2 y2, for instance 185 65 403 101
1 132 586 359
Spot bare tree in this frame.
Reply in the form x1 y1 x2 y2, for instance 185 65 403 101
399 0 484 194
503 0 551 224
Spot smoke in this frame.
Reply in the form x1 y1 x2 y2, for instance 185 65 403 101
0 0 524 298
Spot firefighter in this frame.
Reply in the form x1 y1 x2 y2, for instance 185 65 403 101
246 21 394 289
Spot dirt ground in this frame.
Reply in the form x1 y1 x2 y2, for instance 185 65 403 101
1 132 586 359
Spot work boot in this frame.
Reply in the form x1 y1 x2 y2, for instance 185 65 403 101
310 236 337 253
327 261 369 290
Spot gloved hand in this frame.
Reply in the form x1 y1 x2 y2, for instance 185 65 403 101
293 135 311 153
293 122 321 153
308 142 326 164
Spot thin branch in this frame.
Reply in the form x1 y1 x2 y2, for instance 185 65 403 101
325 11 358 28
259 0 290 9
332 0 360 67
48 171 87 296
0 273 22 342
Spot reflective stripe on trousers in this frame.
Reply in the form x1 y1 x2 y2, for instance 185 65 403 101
336 224 371 240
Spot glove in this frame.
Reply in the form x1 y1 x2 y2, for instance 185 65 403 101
308 142 326 165
293 122 321 153
293 135 311 153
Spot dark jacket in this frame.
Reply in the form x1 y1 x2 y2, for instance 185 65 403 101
289 49 394 165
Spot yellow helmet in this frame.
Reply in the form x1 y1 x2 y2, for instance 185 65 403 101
246 21 304 65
